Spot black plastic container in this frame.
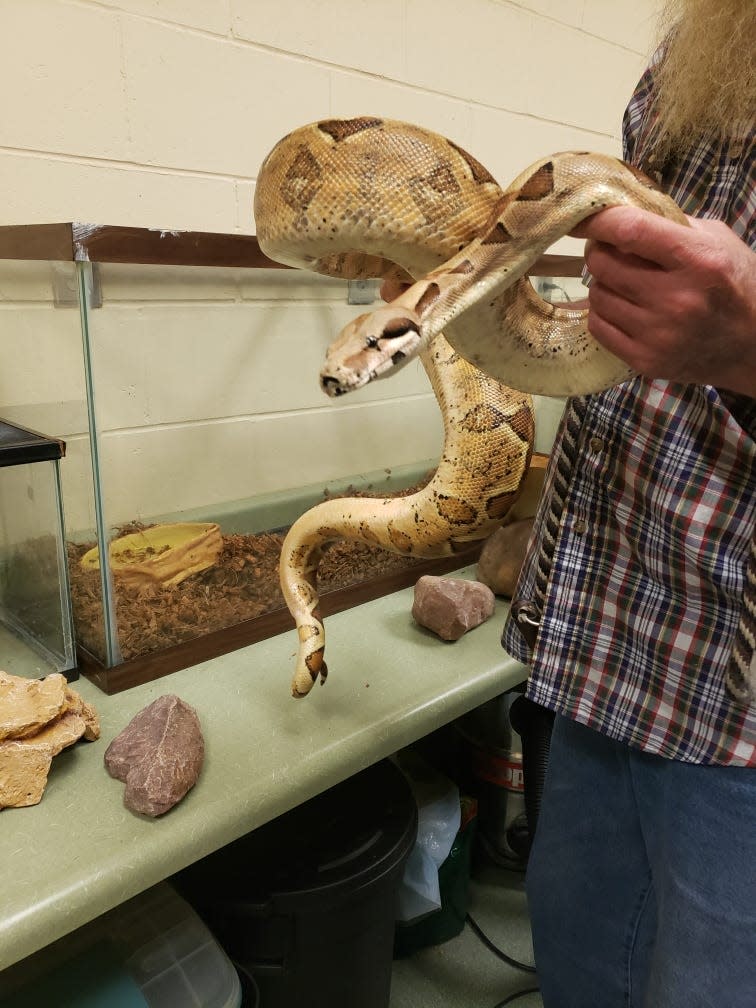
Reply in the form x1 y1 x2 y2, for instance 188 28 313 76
175 759 417 1008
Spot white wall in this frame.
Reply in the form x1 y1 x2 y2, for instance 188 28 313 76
0 0 661 532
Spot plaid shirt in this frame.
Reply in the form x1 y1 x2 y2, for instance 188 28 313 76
502 61 756 765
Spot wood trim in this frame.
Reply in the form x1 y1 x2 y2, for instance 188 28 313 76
0 224 76 262
72 225 287 269
0 224 286 269
530 253 583 277
0 223 583 275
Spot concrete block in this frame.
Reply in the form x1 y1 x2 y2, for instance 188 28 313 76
97 0 233 36
232 0 406 81
469 105 621 188
329 71 473 149
0 151 238 232
123 18 330 176
525 20 647 134
514 1 584 29
0 0 128 160
582 0 659 53
0 306 86 410
404 0 531 113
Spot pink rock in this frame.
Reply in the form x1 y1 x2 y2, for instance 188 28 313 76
412 575 495 641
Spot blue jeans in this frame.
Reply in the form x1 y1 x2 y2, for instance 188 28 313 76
526 715 756 1008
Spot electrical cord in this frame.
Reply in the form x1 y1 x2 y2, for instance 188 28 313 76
466 912 541 1007
493 987 541 1007
232 923 537 1007
466 912 537 974
231 958 260 1008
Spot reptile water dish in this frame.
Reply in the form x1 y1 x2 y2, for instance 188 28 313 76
79 522 223 588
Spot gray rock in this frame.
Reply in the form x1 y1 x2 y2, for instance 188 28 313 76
104 694 204 817
412 575 495 641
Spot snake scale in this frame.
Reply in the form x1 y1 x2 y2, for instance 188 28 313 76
253 117 687 698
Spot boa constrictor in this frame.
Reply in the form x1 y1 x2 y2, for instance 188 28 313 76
253 117 687 698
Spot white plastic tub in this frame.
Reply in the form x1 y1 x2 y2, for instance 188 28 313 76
0 882 242 1008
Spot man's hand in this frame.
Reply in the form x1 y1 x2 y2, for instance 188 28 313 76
573 206 756 396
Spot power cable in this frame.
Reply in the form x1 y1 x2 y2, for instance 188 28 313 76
493 986 541 1007
466 912 537 974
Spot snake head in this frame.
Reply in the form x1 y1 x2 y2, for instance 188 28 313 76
320 307 423 396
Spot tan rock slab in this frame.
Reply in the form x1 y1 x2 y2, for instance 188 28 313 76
64 687 101 742
27 709 88 756
0 744 54 808
0 671 68 742
0 672 101 810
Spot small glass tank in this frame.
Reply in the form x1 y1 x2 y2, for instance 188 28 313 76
0 419 76 680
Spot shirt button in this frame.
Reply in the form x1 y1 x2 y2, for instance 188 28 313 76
589 436 604 452
572 518 587 534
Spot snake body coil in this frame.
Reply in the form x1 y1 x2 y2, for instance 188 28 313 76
254 117 687 698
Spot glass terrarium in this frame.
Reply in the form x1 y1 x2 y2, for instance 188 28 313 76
0 224 577 693
0 419 76 680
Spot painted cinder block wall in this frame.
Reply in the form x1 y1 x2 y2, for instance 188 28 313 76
0 0 661 532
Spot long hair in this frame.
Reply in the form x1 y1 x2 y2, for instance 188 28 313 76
650 0 755 156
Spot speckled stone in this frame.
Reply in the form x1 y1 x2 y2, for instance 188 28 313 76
412 575 496 641
105 695 204 817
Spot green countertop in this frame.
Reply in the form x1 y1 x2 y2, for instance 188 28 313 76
0 567 526 972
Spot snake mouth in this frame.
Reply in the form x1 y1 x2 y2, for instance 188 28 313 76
320 342 415 397
321 375 348 397
320 366 375 397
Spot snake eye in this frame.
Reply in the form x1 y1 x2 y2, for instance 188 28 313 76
382 318 420 340
366 336 379 348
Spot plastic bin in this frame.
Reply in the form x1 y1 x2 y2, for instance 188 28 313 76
175 758 418 1008
0 883 241 1008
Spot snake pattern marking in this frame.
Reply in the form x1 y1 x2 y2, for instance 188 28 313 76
253 117 687 698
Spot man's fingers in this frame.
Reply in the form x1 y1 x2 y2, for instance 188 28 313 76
584 291 657 376
588 281 651 340
584 238 663 303
571 205 693 270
